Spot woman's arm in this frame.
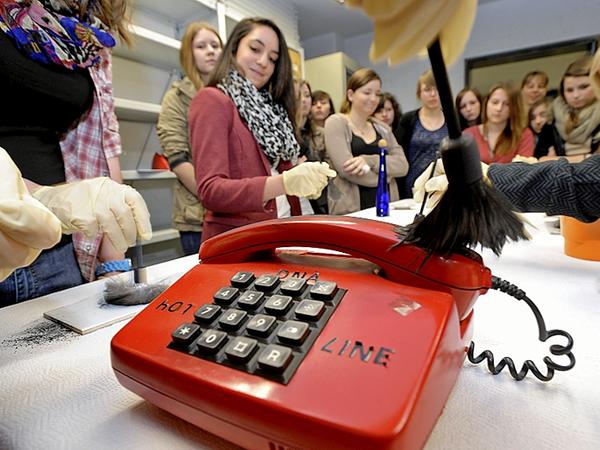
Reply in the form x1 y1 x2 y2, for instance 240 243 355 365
324 114 379 187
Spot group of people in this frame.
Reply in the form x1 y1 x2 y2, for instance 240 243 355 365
1 3 599 305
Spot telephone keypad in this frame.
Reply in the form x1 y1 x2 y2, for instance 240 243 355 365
169 271 346 384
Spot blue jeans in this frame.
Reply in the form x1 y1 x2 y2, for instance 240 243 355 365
0 242 84 307
179 231 202 256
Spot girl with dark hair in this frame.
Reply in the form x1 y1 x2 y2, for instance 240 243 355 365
157 22 222 255
464 83 534 163
455 87 482 130
324 68 408 215
189 17 335 241
311 90 335 128
373 91 402 142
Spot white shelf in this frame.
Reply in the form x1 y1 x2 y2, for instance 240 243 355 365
114 24 180 70
122 170 176 181
114 97 161 122
134 0 217 26
145 228 180 245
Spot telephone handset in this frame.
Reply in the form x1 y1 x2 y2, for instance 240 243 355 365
111 216 491 450
201 216 492 320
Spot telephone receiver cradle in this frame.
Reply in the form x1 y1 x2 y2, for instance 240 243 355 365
201 216 492 320
111 216 493 450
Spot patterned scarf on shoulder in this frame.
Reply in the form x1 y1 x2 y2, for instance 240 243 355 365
218 68 300 166
0 0 115 69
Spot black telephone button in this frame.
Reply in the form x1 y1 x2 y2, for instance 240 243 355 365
195 330 227 354
253 274 280 292
218 308 248 330
264 294 293 315
171 323 201 345
295 299 325 321
194 304 222 323
245 314 277 337
309 281 338 300
213 287 239 305
237 290 265 310
230 271 255 287
277 320 309 345
280 277 306 296
224 336 258 362
257 344 293 372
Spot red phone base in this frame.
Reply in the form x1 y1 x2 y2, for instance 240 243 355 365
112 249 476 450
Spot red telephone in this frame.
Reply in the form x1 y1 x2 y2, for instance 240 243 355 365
111 216 492 449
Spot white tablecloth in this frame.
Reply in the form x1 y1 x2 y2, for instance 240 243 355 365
1 212 599 450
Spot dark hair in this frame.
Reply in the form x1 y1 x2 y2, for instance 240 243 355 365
340 68 381 114
374 92 402 130
208 17 296 129
311 90 335 116
455 87 482 130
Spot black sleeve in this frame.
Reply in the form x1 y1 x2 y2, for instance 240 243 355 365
487 156 600 222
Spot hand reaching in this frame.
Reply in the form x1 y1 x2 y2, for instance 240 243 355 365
282 162 337 199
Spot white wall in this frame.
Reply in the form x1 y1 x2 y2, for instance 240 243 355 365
307 0 600 112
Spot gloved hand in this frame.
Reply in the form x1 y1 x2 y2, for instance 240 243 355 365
282 162 337 199
346 0 477 65
412 159 489 212
33 177 152 253
0 148 62 281
511 155 538 164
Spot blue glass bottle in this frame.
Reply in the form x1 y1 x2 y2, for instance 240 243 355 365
376 139 389 217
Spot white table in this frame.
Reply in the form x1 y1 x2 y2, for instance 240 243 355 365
1 212 599 450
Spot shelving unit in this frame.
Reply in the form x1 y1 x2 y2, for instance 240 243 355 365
112 0 301 264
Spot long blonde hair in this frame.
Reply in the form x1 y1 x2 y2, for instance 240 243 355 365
180 22 222 90
91 0 132 46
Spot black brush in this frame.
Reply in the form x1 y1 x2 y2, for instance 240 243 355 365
103 242 169 305
396 39 529 255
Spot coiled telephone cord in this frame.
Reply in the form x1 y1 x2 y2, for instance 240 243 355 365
467 275 576 382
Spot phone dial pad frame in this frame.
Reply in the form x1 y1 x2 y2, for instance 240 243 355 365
168 271 347 384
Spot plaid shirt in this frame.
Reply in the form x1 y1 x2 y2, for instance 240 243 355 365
60 49 122 281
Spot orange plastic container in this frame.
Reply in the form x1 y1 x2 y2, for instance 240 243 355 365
561 216 600 261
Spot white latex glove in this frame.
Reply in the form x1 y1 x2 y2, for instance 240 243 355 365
346 0 477 66
0 148 62 281
33 177 152 253
282 162 337 199
412 160 489 213
511 155 538 164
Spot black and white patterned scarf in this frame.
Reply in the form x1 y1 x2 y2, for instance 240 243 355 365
218 68 300 165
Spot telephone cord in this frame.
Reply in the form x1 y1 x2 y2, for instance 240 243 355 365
467 275 576 382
